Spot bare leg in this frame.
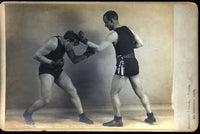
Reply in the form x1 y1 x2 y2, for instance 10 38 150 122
129 74 156 123
55 72 83 114
55 71 93 124
129 74 151 113
103 75 127 127
28 74 54 113
110 75 128 117
24 74 54 125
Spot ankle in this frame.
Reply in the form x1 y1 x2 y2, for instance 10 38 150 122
25 110 32 115
114 116 122 121
79 113 85 118
147 112 153 115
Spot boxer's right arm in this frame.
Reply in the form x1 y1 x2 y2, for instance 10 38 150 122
130 29 143 48
33 38 57 64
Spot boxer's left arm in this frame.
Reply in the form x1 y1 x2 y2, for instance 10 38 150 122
66 47 88 64
86 31 118 52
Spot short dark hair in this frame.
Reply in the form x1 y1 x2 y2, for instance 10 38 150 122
103 10 118 21
63 30 79 42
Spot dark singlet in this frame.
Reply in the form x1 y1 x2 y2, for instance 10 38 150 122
113 26 139 76
39 36 66 79
114 26 137 57
44 36 65 63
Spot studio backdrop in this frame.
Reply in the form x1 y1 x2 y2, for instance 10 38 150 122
5 3 173 109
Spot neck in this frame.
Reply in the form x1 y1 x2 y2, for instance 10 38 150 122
113 23 121 30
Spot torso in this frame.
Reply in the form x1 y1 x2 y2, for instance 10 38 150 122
44 36 66 61
113 26 137 57
113 26 140 76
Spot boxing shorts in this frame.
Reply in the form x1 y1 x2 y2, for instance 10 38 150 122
39 64 63 80
115 54 139 77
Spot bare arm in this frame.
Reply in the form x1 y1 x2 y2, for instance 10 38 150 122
33 37 57 64
86 31 118 52
66 48 87 64
130 29 143 48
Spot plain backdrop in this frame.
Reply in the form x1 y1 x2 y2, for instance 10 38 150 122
5 2 173 109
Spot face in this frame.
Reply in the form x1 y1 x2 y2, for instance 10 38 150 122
103 16 114 31
63 38 79 47
72 39 79 46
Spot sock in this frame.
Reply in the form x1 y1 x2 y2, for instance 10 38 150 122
79 113 85 118
25 110 32 115
147 112 153 117
114 116 122 121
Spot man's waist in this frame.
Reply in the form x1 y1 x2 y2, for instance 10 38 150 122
117 53 135 58
40 63 63 69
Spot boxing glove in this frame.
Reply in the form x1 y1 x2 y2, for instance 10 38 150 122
83 47 95 58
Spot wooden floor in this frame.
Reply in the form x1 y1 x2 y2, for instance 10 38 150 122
3 104 174 132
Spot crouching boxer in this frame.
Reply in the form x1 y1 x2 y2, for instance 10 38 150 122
23 30 95 125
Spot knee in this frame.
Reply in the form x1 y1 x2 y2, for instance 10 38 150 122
135 90 143 98
110 89 118 98
133 85 144 97
68 88 79 98
41 97 51 104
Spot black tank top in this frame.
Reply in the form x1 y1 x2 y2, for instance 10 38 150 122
114 26 137 57
45 36 65 61
40 36 65 69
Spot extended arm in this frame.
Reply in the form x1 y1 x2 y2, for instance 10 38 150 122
88 31 118 52
66 48 88 64
87 40 112 52
79 31 118 52
33 37 57 64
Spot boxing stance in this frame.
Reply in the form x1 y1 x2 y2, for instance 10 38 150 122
78 10 156 127
23 31 94 125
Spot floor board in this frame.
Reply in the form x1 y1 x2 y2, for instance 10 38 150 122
4 104 174 131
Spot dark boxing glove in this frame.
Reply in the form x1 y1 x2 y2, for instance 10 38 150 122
83 47 95 58
51 58 64 68
78 31 88 44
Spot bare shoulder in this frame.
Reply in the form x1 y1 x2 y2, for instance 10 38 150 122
46 37 58 45
45 36 58 50
106 31 118 43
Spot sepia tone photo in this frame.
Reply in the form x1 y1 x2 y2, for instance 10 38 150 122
0 2 198 132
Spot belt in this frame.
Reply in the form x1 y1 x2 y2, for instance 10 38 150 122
117 53 134 59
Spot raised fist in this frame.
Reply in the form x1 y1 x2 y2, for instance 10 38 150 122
83 47 95 58
78 31 88 44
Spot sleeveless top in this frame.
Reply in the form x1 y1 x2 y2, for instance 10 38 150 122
40 36 65 68
44 36 65 61
113 26 138 57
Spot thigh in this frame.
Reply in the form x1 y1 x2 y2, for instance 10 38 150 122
129 74 144 96
55 71 77 95
111 74 128 94
39 74 55 98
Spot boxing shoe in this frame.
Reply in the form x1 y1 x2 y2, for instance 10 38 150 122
23 110 35 125
103 116 123 127
144 112 156 124
79 113 94 124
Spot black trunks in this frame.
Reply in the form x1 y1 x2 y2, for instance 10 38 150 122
39 66 63 80
115 57 139 77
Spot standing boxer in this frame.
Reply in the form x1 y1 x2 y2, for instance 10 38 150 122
23 30 94 125
78 10 156 127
